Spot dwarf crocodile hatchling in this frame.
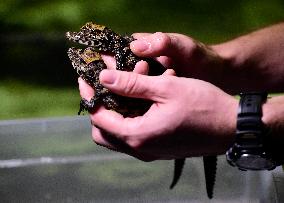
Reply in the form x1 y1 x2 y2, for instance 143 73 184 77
66 22 217 198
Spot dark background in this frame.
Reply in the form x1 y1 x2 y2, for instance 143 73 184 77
1 0 284 119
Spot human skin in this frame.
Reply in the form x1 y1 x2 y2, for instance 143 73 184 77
130 23 284 94
78 23 284 161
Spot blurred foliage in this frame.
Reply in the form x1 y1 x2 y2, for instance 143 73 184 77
0 0 283 119
1 0 284 41
0 80 79 119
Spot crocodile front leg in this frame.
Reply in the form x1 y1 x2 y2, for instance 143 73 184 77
78 97 100 115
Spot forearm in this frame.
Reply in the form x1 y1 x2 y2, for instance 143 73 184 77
211 22 284 94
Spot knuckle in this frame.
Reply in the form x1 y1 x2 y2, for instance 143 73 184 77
126 138 148 156
187 39 203 57
152 32 171 52
128 140 142 150
122 119 144 149
91 133 101 145
117 119 153 159
123 73 138 95
125 135 145 151
91 127 101 143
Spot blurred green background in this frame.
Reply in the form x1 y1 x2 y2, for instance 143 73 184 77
0 0 283 120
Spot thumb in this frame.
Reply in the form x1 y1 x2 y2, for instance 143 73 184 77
99 69 163 100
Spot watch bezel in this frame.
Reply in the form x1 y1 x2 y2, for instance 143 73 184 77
226 143 277 171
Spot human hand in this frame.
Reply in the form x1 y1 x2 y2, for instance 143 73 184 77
130 32 226 86
79 62 238 161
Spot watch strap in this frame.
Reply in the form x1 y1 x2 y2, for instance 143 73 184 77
226 92 279 170
236 93 267 145
238 92 267 116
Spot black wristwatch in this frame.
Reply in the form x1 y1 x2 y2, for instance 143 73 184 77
226 92 278 171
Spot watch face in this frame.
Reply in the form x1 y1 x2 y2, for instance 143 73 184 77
235 154 275 170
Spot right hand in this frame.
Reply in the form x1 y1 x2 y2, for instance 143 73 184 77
79 68 237 161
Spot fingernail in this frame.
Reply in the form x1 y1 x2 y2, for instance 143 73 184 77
131 40 150 52
100 69 117 85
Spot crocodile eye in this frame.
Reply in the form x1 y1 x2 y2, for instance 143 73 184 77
93 40 101 46
87 41 94 46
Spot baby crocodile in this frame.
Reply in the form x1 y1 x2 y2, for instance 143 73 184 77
66 22 217 198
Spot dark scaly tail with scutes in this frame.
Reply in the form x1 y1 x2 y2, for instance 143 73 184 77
203 155 217 199
169 158 186 189
170 156 217 199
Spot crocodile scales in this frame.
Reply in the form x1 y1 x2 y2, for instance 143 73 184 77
66 22 217 198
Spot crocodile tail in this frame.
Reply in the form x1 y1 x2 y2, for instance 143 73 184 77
169 158 186 189
203 155 217 199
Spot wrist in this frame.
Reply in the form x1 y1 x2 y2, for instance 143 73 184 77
223 96 238 150
214 95 238 154
209 42 244 94
262 96 284 151
226 93 282 170
210 42 239 68
261 95 284 166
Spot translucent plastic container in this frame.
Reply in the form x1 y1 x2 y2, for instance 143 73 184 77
0 116 283 202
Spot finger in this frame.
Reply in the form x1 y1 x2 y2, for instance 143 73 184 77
78 77 94 101
92 125 117 149
130 32 197 60
90 111 158 161
132 33 152 39
155 56 174 68
163 69 176 76
101 54 116 70
92 125 146 158
90 106 147 140
90 106 127 151
133 60 149 75
92 124 132 153
99 69 165 100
